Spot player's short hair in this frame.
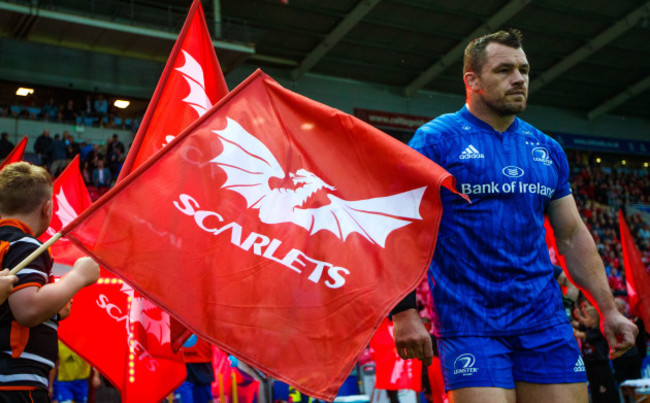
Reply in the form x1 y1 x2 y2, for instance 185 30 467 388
463 28 524 75
0 162 52 216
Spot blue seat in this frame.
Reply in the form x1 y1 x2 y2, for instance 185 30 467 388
83 117 96 126
10 105 21 115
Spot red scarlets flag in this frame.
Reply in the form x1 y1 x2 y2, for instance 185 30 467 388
0 135 27 170
58 274 187 402
119 0 228 178
118 0 229 352
38 155 91 265
370 318 422 391
544 216 567 271
62 70 462 400
619 210 650 327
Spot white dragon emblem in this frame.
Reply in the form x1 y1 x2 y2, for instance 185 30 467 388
210 118 426 248
121 283 171 345
46 188 76 241
163 49 213 147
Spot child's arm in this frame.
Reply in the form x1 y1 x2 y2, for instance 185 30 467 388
9 257 99 327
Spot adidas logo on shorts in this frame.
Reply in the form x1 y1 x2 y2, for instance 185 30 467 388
573 356 585 372
459 144 484 159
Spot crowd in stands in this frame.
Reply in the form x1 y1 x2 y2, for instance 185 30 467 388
567 150 650 289
0 93 141 132
30 129 126 200
560 150 649 399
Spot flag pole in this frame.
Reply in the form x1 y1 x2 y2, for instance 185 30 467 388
219 373 226 403
231 370 238 403
8 233 62 275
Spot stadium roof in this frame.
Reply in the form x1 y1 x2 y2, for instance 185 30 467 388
1 0 649 122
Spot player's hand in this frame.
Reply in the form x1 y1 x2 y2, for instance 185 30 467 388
71 257 101 287
392 308 433 366
0 269 18 303
600 309 638 359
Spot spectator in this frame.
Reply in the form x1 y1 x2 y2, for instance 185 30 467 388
80 159 93 187
64 131 80 159
79 142 94 163
51 339 101 403
92 158 111 190
81 94 94 118
578 301 619 403
106 134 125 177
94 95 108 120
50 134 68 176
175 338 215 403
0 132 14 159
42 98 58 122
59 100 77 124
34 129 53 168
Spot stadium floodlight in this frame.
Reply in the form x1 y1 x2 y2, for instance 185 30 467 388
16 87 34 96
596 158 602 163
114 100 130 109
622 160 627 165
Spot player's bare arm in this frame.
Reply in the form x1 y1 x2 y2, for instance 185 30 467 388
548 195 637 358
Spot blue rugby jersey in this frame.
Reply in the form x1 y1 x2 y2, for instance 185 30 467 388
409 105 571 337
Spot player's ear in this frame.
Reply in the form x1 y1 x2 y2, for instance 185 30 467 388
464 71 481 92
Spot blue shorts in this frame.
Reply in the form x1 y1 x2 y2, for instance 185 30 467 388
174 381 214 403
54 379 89 403
437 323 587 391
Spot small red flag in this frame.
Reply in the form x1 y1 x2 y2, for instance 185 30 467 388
62 70 460 400
119 0 228 179
619 210 650 326
38 155 91 266
58 274 187 403
0 135 28 170
370 318 422 391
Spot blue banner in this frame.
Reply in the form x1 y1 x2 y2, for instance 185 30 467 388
552 132 650 156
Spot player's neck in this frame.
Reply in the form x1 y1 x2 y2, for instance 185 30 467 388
466 101 516 133
1 214 42 237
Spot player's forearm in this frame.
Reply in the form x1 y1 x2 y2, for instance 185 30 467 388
558 226 616 315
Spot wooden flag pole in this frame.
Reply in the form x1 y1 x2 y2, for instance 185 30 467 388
219 373 226 403
8 232 62 275
231 370 238 403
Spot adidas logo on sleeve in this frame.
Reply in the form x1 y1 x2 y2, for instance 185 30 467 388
459 144 485 159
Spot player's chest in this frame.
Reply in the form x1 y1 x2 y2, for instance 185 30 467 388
443 135 559 199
